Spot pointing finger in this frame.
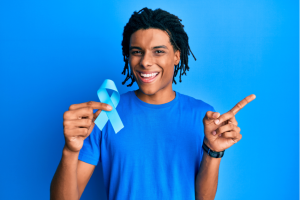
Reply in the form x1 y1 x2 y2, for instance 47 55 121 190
214 111 235 125
69 101 113 111
230 94 256 115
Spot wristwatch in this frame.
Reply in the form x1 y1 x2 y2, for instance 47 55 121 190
202 142 225 158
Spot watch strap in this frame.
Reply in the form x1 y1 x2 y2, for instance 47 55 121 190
202 142 225 158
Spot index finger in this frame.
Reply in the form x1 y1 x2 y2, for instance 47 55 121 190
69 101 112 111
230 94 256 115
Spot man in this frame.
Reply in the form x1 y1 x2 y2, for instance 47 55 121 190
50 7 255 200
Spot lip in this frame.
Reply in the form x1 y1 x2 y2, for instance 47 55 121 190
137 70 160 74
136 71 160 83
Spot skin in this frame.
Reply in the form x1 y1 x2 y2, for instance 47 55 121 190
129 28 180 104
50 102 112 199
50 27 256 200
195 94 256 200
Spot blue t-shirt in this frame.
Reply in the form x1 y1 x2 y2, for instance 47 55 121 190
78 90 214 200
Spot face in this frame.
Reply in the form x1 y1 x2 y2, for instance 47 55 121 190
129 28 180 95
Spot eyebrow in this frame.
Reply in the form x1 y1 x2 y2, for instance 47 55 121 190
129 45 168 51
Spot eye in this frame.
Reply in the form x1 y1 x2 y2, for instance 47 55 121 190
131 50 142 55
155 50 165 54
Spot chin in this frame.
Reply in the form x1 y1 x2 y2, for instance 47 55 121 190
138 86 160 96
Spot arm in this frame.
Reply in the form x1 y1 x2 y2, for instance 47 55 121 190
195 94 255 200
50 146 96 200
195 150 221 200
50 101 112 199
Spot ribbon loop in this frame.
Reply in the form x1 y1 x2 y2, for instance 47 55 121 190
94 79 124 134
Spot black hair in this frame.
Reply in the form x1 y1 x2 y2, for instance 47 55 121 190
121 7 196 87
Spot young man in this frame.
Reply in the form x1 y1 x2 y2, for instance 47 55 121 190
50 8 255 200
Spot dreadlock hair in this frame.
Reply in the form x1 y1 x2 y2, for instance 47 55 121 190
121 7 196 87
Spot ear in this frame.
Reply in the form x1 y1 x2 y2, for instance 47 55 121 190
174 50 180 65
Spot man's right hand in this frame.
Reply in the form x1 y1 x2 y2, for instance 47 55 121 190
63 101 112 152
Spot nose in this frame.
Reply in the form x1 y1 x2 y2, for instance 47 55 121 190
140 51 153 68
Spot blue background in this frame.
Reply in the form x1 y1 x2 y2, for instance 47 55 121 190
0 0 298 200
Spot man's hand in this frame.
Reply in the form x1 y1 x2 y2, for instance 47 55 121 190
63 101 112 152
203 94 256 152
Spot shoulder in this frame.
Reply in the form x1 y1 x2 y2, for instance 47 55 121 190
119 90 133 103
176 91 214 112
116 90 135 110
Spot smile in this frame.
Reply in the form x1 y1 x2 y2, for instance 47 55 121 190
137 71 160 83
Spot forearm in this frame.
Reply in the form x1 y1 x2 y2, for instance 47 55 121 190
50 146 80 200
195 151 221 200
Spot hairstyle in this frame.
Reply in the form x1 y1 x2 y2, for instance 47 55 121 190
121 7 196 87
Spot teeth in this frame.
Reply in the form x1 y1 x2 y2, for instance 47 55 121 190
140 72 158 78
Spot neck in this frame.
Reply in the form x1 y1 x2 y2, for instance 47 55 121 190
134 87 176 105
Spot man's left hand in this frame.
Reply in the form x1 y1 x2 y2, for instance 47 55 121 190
203 94 256 152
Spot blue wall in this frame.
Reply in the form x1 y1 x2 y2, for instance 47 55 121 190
0 0 298 199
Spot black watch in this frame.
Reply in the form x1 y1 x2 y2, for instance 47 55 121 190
202 142 225 158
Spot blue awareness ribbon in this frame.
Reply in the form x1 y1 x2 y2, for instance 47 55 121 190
94 79 124 134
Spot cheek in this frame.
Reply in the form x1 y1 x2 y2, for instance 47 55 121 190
129 54 141 64
129 57 138 74
156 59 174 77
128 56 134 66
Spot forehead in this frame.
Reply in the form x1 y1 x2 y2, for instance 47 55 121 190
130 28 171 47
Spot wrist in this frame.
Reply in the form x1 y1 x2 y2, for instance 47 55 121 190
202 139 225 158
202 149 222 161
203 137 217 151
63 145 80 158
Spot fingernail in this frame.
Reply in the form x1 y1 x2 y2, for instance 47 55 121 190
212 131 216 135
214 119 220 125
107 105 112 110
213 113 219 118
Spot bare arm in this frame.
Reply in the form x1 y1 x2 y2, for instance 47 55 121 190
196 94 256 199
50 147 80 200
195 151 221 200
50 101 112 200
50 147 96 200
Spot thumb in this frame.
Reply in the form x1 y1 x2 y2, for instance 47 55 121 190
203 111 220 124
86 122 96 138
212 112 220 119
93 109 102 122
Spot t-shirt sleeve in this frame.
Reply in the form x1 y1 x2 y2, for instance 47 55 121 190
78 124 101 166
